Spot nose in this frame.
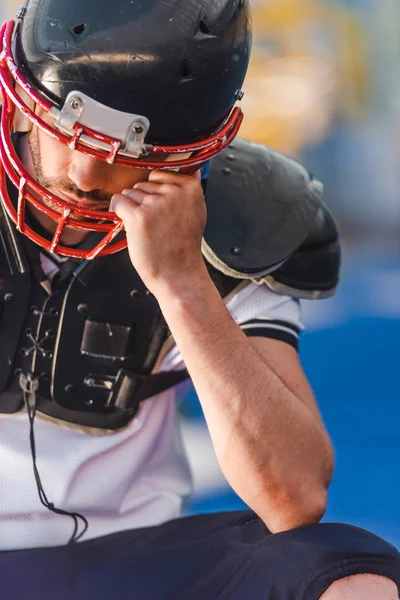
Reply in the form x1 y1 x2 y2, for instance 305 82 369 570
67 151 107 192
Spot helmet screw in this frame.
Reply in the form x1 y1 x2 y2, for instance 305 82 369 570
70 98 82 111
234 89 244 101
134 125 144 135
231 247 241 256
222 168 231 175
4 293 14 302
77 303 88 314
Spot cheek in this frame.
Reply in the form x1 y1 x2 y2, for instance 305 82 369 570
37 129 70 177
111 165 150 189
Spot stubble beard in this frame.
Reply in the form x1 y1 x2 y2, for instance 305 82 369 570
28 129 112 214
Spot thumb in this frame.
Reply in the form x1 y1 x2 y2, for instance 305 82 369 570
110 190 144 221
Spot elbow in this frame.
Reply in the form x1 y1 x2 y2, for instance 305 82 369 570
262 444 334 533
300 485 329 524
264 484 329 533
260 448 333 534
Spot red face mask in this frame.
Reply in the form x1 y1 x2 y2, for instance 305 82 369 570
0 20 243 260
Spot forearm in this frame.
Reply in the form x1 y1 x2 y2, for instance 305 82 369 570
110 171 333 531
155 265 334 532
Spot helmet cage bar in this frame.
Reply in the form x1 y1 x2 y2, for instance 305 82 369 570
0 98 119 224
17 176 27 231
0 19 244 259
0 91 127 258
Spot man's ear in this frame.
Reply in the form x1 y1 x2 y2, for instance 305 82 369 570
13 84 34 133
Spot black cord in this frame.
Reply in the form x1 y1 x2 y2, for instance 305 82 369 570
20 373 89 544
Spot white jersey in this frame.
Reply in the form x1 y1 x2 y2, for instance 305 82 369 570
0 283 302 550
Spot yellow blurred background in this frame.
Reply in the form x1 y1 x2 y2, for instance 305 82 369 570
241 0 368 154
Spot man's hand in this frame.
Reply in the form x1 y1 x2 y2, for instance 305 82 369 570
110 170 206 295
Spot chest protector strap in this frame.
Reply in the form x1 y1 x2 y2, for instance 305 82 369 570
0 203 31 392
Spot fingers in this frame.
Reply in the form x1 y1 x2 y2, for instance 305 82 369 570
110 167 203 221
133 181 180 195
110 189 146 221
148 168 201 185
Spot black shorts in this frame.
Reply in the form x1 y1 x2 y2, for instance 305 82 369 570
1 511 399 600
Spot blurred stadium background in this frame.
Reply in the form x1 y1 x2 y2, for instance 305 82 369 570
1 0 399 547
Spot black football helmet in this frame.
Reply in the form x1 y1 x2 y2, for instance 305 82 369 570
0 0 252 258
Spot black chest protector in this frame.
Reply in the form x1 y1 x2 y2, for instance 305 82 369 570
0 217 174 430
0 138 340 432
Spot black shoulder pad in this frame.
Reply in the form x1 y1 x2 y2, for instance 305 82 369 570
266 203 341 299
203 137 322 278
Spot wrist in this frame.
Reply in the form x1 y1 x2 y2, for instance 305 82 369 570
150 260 217 309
